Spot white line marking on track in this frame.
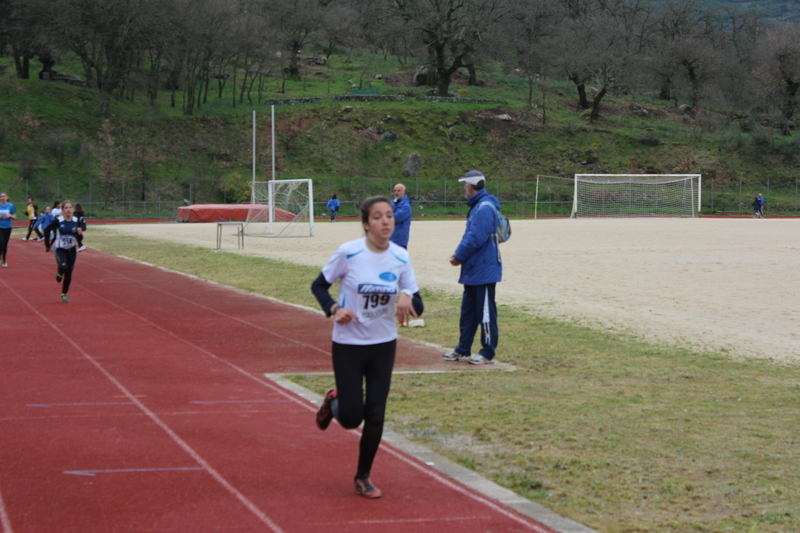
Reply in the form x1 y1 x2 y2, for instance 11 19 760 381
27 402 134 408
64 467 205 477
1 279 289 533
0 485 14 533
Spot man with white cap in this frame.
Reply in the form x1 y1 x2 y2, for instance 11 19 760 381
443 170 502 364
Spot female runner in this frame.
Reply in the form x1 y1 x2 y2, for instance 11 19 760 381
44 200 85 302
311 195 423 499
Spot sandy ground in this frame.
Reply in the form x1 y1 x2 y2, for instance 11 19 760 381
98 217 800 363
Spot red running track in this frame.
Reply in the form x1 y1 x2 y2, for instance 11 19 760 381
0 239 559 533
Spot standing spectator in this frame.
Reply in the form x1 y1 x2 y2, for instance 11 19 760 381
326 194 341 222
390 183 412 249
443 170 502 365
44 200 85 303
51 200 62 218
311 195 423 499
74 203 86 251
0 192 17 267
758 193 765 218
22 197 41 241
751 196 762 218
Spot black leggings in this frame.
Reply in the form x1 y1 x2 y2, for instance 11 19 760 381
25 220 42 240
0 227 11 262
55 247 77 294
332 339 396 479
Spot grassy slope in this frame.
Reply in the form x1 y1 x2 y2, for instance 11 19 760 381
89 229 800 533
3 55 800 215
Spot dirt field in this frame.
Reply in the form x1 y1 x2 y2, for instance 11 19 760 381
99 217 800 363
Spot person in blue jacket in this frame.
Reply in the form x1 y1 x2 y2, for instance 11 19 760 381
443 170 502 365
0 192 17 267
390 183 412 248
33 206 52 240
326 194 341 222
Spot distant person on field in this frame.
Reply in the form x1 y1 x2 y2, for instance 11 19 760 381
326 194 340 222
758 193 765 218
751 196 762 218
443 170 502 365
22 196 41 241
0 192 17 267
74 203 86 251
51 200 62 218
390 183 412 249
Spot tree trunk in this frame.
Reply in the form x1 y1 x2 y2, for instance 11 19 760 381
659 77 671 100
569 74 590 109
467 64 477 85
590 85 607 123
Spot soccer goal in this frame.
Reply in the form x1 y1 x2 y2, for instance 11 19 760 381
571 174 702 218
244 179 314 237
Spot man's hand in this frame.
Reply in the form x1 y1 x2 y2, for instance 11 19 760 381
449 254 461 266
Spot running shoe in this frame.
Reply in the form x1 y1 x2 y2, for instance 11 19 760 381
37 237 44 241
78 246 86 252
442 350 469 362
20 237 28 241
316 389 337 430
56 273 63 282
61 294 69 303
468 354 494 365
1 262 7 268
354 477 382 499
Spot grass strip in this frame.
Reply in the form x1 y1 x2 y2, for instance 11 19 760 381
89 229 800 533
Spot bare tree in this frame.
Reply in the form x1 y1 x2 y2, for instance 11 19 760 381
756 24 800 135
382 0 508 96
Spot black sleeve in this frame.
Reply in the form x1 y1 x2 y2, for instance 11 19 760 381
43 219 59 249
311 272 337 316
412 291 424 317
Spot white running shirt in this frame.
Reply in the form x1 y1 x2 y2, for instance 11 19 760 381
322 237 419 346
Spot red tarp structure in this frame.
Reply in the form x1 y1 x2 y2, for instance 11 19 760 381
177 204 295 223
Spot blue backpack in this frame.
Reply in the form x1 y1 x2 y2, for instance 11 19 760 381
479 201 511 244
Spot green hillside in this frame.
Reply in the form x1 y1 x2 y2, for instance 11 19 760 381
1 51 799 218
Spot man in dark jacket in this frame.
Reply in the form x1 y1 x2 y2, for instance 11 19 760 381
390 183 412 248
443 170 502 365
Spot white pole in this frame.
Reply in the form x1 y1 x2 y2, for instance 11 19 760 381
697 174 702 218
571 175 579 217
534 174 540 220
271 105 276 181
308 179 315 237
252 110 256 183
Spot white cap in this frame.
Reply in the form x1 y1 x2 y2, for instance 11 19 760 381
458 170 485 186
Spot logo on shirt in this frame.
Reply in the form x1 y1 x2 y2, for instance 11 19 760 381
358 283 396 294
379 272 398 282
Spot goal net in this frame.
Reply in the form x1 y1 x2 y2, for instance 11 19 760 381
571 174 701 218
244 179 314 237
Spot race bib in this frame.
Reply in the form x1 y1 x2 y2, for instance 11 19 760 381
58 235 76 249
356 283 396 322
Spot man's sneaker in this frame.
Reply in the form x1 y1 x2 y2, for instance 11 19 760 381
442 350 469 362
20 237 28 241
61 294 69 303
37 237 44 241
316 389 337 430
468 354 494 365
354 477 382 499
56 273 63 283
78 246 86 251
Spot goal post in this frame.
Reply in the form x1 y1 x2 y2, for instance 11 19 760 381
571 174 702 218
244 179 314 237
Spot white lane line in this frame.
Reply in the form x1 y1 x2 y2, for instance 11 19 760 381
3 281 288 533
